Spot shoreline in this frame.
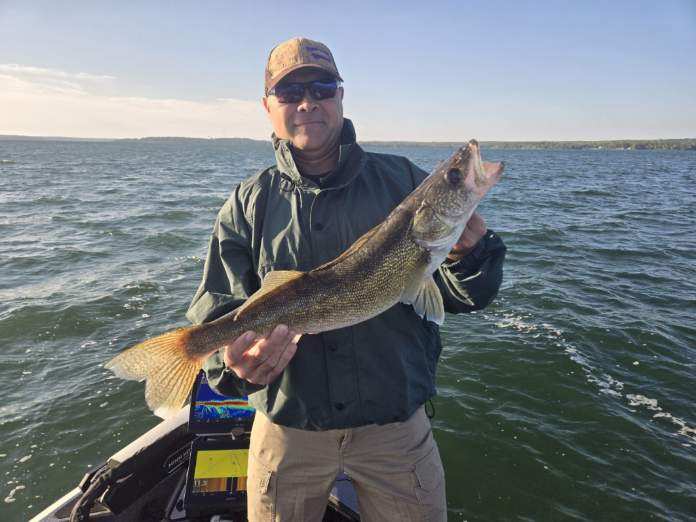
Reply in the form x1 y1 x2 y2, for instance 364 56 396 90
1 135 695 150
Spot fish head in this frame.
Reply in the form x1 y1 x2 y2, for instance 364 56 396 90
422 139 504 221
410 139 503 253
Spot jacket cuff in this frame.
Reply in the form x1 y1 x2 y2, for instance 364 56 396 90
436 230 506 312
443 230 498 274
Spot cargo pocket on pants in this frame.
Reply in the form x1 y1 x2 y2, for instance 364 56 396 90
413 447 446 520
248 452 306 521
249 453 277 521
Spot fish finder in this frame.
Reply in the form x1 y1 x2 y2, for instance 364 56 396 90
187 370 255 435
184 437 249 517
184 370 255 517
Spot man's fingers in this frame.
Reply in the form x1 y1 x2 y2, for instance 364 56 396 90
223 330 257 368
460 212 487 245
238 325 299 384
448 212 488 260
263 341 298 384
268 324 290 344
246 324 290 360
467 211 487 235
246 338 297 385
253 328 294 374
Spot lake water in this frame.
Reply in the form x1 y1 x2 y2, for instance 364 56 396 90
1 139 694 520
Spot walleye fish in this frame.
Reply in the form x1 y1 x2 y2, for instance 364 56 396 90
106 140 503 418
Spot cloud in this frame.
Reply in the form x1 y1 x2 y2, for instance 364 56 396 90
0 63 116 96
0 64 116 82
0 64 269 139
6 63 690 141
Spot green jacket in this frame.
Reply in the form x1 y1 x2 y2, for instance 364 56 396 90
186 119 506 430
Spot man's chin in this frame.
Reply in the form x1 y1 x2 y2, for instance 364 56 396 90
290 135 329 152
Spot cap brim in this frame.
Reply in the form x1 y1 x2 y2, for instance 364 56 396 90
266 64 343 93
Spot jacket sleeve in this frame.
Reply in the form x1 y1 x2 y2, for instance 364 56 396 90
186 185 265 396
434 229 507 314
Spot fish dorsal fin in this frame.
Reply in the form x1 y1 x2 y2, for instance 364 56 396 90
401 276 445 325
234 270 305 318
262 269 304 288
312 222 382 272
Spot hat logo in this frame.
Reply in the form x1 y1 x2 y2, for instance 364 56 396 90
306 46 331 63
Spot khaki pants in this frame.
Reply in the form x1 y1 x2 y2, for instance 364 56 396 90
247 407 446 521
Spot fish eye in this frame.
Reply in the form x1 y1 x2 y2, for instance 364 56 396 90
446 168 462 185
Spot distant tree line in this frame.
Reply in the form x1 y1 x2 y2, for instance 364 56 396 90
2 135 695 150
363 139 696 150
480 139 696 150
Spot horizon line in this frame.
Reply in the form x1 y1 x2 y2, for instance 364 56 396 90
2 133 695 144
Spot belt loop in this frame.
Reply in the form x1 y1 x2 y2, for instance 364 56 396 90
341 429 352 449
425 399 436 420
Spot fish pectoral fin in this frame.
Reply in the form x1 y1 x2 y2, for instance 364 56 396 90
234 270 305 318
401 276 445 325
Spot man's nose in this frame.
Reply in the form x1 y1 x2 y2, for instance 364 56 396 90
297 93 318 112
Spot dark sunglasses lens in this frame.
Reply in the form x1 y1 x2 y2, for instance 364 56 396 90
275 83 305 103
274 80 338 103
308 81 338 100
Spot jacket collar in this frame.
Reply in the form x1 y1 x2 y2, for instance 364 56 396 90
272 118 365 191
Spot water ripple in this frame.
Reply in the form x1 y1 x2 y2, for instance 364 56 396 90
1 142 694 521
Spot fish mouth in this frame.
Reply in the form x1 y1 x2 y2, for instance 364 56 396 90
408 139 504 222
468 139 504 188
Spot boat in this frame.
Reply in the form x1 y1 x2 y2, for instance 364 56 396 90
31 372 360 521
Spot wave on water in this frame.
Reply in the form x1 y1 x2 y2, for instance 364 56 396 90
568 189 614 197
33 195 83 205
191 167 218 174
487 310 696 447
2 142 694 520
4 484 25 504
625 395 696 443
142 231 199 249
0 159 17 164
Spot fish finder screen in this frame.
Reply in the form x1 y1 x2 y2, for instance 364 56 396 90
189 371 254 433
191 448 248 495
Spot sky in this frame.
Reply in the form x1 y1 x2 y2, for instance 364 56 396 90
1 0 695 141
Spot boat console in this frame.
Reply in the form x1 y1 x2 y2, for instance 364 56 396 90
31 371 359 521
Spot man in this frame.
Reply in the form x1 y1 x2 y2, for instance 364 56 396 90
186 37 506 521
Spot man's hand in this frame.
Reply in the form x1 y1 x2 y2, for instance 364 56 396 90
222 325 301 385
447 211 487 261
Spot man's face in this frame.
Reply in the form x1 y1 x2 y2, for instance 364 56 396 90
262 68 344 152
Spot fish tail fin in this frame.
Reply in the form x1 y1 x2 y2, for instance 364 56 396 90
105 327 204 418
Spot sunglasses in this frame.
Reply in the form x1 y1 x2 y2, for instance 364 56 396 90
268 79 340 104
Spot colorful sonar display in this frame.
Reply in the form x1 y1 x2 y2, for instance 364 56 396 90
188 371 254 434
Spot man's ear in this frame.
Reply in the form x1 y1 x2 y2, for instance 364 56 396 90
261 96 270 114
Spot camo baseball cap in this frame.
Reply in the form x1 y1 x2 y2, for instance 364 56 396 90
265 37 342 94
